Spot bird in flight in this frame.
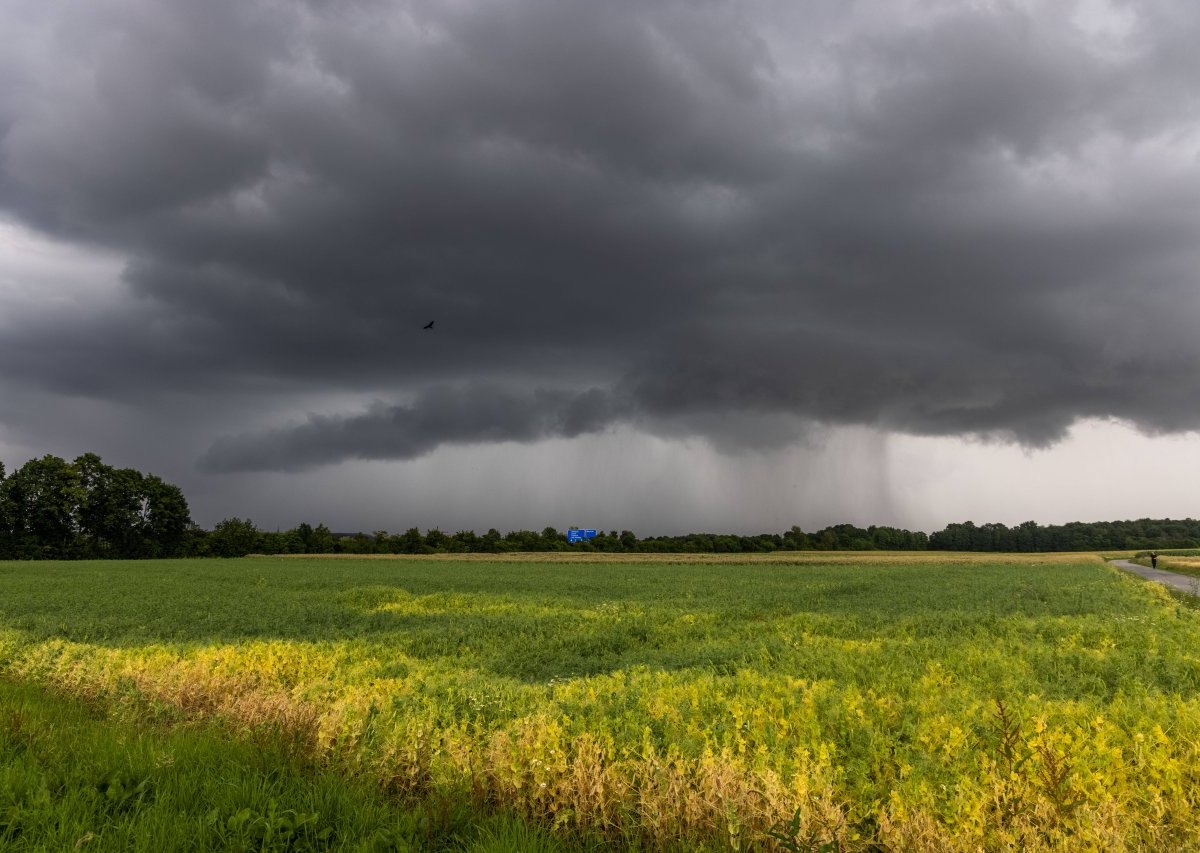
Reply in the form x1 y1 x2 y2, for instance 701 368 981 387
423 320 435 330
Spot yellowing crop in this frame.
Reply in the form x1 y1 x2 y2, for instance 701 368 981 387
1 553 1199 850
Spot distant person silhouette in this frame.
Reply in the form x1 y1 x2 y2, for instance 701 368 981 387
1150 551 1158 569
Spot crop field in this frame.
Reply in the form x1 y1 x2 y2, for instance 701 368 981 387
2 553 1200 850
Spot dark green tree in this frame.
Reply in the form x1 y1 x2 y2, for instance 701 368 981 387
541 527 565 550
74 454 147 557
295 522 315 551
310 524 336 553
2 455 81 558
451 530 479 552
140 475 191 557
424 528 448 551
480 528 502 552
399 527 423 553
209 517 259 558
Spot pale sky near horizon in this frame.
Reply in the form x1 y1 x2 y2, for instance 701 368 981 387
2 0 1200 534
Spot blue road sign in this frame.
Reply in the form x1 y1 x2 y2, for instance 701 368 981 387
568 529 599 543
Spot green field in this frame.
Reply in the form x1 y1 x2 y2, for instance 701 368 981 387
2 553 1200 850
0 679 578 852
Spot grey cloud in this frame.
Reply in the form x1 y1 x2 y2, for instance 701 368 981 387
3 0 1200 474
199 385 627 472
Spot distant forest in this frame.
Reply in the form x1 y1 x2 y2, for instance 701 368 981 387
1 453 1198 559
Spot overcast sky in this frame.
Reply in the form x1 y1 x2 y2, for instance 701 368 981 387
2 0 1200 534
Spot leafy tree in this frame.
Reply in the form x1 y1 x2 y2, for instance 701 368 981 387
476 528 498 552
451 530 479 552
398 528 423 553
141 475 191 557
295 522 315 552
0 452 191 560
2 455 81 558
209 517 259 558
783 526 813 550
336 532 372 554
541 527 565 549
256 530 286 555
424 529 448 551
288 522 334 554
181 523 210 556
75 453 126 557
310 524 336 553
75 455 165 558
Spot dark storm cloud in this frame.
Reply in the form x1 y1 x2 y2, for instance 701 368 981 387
199 384 626 472
4 0 1200 471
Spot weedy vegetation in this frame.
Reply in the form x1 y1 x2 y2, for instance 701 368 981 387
2 553 1200 850
0 679 574 851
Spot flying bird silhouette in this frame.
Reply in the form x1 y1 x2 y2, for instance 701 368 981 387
423 320 434 330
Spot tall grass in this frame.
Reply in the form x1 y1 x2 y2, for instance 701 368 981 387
0 678 585 851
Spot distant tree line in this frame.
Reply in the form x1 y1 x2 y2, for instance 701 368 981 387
193 522 932 557
4 452 1199 558
926 518 1200 552
218 517 1200 558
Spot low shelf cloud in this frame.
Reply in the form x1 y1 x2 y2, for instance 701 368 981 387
3 0 1200 528
199 385 628 473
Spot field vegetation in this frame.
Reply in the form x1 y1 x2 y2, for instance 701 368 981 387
0 679 573 851
2 553 1200 850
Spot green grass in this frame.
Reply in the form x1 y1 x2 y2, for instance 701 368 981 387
0 678 577 852
1 553 1199 849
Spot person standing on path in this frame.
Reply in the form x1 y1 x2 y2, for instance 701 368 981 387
1150 551 1158 569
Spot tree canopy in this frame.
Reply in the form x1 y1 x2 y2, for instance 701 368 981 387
0 454 192 559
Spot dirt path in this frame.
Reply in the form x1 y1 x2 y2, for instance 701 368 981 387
1110 559 1200 597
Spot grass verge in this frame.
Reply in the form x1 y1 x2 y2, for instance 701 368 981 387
0 678 576 852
